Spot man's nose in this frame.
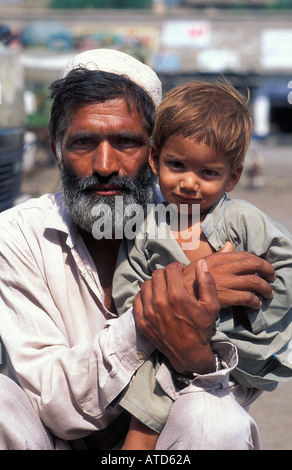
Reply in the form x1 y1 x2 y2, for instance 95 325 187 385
92 141 120 177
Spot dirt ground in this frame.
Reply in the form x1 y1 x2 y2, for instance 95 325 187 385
231 142 292 451
19 140 292 450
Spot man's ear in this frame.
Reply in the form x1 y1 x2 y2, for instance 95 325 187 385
225 165 244 193
50 140 61 170
149 145 160 176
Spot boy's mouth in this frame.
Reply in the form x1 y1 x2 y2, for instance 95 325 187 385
175 193 201 205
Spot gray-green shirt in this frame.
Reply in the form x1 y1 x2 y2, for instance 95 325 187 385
113 194 292 390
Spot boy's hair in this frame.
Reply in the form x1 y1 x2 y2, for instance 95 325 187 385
153 79 252 170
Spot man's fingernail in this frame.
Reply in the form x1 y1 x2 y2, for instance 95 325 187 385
201 259 209 272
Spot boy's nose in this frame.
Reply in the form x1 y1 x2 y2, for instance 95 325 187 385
180 174 198 192
92 141 120 177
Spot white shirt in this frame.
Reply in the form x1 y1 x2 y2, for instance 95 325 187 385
0 192 153 440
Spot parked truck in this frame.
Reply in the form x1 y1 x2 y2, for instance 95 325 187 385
0 43 26 212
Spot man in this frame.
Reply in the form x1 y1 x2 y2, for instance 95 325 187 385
0 49 276 450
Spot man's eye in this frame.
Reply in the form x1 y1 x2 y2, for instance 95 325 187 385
74 138 94 146
113 137 141 148
68 137 95 150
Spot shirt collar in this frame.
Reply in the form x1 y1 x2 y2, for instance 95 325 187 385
43 192 79 248
201 193 229 240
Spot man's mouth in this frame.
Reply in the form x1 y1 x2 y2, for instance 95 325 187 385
85 184 125 196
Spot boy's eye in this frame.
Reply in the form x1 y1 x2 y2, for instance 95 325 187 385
203 169 218 177
168 161 184 169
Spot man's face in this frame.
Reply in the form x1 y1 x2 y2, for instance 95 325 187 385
56 98 154 234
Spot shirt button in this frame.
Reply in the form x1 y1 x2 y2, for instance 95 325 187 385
137 351 146 360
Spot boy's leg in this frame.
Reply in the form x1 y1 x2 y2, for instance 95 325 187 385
121 416 159 450
0 374 64 450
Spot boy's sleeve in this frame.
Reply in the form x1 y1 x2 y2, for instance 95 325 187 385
112 209 185 316
112 235 152 316
215 199 292 390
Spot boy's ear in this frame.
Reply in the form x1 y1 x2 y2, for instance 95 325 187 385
225 165 244 193
149 145 160 176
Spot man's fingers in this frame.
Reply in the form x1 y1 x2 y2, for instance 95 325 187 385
234 254 276 283
221 273 274 300
206 251 276 284
224 289 263 310
195 259 220 317
133 280 153 332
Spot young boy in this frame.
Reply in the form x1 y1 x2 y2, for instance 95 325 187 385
113 80 292 449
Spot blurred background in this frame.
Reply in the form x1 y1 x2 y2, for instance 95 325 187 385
1 0 292 211
0 0 292 450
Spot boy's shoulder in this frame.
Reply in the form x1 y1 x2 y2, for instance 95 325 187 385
223 196 292 238
223 196 264 220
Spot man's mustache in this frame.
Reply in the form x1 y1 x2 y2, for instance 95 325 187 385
76 174 138 194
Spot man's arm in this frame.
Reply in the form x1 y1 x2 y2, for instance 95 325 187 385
0 208 154 440
133 246 275 376
183 242 275 308
133 259 220 375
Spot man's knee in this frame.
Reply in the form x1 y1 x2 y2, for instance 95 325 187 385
0 374 54 449
156 387 261 450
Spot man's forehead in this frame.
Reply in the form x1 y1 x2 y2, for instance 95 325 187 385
70 98 141 119
67 99 148 133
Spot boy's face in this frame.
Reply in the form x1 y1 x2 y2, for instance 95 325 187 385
150 135 243 217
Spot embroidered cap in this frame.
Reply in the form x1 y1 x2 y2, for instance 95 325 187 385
61 48 162 108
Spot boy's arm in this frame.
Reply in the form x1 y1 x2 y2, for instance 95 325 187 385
112 236 152 316
208 200 292 390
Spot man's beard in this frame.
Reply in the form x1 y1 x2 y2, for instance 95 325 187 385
59 160 154 236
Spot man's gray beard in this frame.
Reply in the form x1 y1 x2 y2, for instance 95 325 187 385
59 160 154 235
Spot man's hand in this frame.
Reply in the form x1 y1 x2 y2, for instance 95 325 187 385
133 260 220 375
183 242 275 309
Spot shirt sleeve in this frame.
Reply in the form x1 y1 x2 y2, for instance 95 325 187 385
0 215 154 440
113 207 189 316
112 235 152 316
216 199 292 390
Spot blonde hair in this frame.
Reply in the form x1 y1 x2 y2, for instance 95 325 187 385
153 79 252 170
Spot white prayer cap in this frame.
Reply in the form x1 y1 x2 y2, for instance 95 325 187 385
61 48 162 108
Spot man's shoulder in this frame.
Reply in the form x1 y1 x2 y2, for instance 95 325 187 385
0 193 60 229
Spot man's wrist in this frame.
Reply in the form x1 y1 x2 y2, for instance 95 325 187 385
172 350 221 389
213 353 221 372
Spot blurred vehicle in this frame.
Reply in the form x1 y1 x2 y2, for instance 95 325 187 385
0 42 26 212
20 21 73 51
